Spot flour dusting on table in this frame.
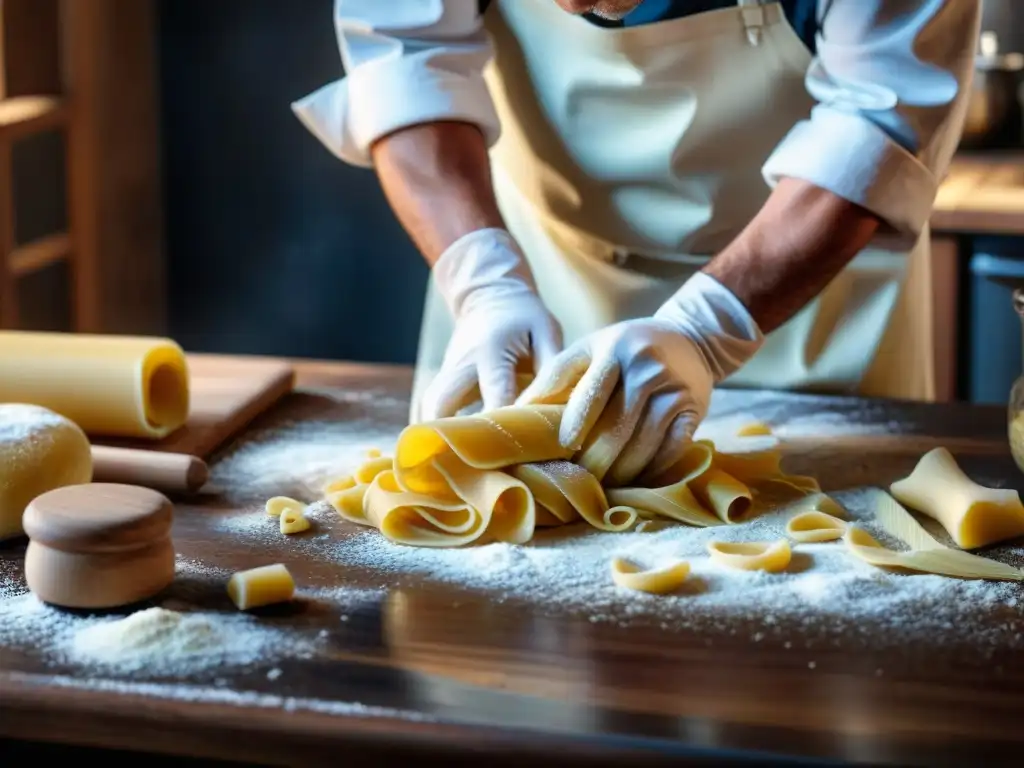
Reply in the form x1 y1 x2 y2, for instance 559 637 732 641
2 386 1021 702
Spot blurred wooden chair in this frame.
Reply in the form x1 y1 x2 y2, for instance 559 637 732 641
0 0 165 334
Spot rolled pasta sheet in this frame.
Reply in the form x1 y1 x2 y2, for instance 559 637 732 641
844 526 1023 582
328 483 371 525
889 447 1024 549
395 406 571 498
323 475 356 495
363 467 494 547
510 460 637 532
0 331 189 439
355 456 393 484
707 540 792 572
708 440 820 494
607 442 723 527
610 558 690 594
325 406 819 548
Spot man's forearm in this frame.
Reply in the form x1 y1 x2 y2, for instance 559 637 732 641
703 178 882 334
371 122 506 266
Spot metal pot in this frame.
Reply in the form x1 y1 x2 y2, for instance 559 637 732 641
961 31 1024 150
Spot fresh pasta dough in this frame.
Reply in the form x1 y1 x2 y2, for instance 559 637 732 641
280 508 311 535
843 489 1022 581
0 331 190 439
889 447 1024 549
610 558 690 594
265 496 303 518
324 405 819 548
0 404 93 541
786 511 847 542
736 421 773 437
784 492 848 542
844 527 1022 581
706 540 792 572
227 564 296 610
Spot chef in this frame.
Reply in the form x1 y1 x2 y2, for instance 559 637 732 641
293 0 980 485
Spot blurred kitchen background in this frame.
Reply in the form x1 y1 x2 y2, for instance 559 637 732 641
1 0 1023 404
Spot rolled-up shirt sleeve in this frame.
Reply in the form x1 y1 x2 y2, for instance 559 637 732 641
762 0 982 238
292 0 499 168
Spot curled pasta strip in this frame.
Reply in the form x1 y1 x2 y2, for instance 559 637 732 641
265 496 304 518
785 492 848 542
610 558 690 594
787 511 847 542
510 461 637 532
707 540 792 573
844 526 1022 582
322 405 814 548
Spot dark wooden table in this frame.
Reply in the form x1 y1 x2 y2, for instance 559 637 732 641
2 359 1023 767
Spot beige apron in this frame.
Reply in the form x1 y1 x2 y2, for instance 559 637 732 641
409 0 934 424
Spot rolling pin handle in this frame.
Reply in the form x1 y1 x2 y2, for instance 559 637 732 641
89 446 209 495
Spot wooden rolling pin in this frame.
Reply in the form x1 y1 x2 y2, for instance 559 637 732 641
89 445 209 494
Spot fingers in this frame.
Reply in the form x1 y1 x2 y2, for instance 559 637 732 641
420 366 479 422
639 410 702 485
558 352 620 451
531 321 563 373
478 349 519 413
605 391 687 487
516 344 592 407
573 373 654 482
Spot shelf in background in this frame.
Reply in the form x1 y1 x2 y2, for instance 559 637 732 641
933 153 1024 236
9 232 71 276
0 95 68 143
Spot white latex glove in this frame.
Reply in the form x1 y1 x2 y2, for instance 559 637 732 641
421 228 563 420
516 272 763 486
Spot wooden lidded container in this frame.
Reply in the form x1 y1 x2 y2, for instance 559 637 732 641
23 483 175 609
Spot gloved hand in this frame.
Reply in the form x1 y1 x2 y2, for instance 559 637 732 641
421 228 563 421
516 271 763 486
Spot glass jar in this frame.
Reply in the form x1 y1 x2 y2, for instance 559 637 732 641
1009 289 1024 473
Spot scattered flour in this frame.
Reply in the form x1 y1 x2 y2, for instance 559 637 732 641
199 485 1024 650
5 671 432 721
67 607 286 673
209 390 400 502
0 555 325 675
2 385 1022 697
0 403 69 444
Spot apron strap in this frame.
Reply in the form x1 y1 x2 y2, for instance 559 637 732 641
736 0 766 46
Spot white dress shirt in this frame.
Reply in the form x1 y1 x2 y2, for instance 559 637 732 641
293 0 980 239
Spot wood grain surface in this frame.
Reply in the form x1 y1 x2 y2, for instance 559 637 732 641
2 358 1023 767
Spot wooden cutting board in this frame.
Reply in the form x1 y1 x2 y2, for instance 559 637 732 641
93 354 295 459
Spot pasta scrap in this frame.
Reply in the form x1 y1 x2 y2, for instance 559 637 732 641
842 489 1023 581
736 421 773 437
323 405 817 548
889 447 1024 549
265 496 304 518
707 540 792 573
844 526 1022 582
280 507 311 535
786 510 847 542
610 558 690 594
